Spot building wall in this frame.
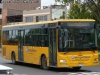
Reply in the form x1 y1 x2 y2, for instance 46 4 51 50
2 9 7 26
3 0 41 10
1 0 41 26
23 8 51 23
52 8 65 20
7 9 23 16
23 9 65 22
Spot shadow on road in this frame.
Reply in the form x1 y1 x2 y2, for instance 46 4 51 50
5 62 92 72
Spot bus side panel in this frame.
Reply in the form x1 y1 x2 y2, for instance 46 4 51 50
23 46 49 66
2 45 7 59
2 45 18 61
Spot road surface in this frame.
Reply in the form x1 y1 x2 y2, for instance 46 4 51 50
0 54 100 75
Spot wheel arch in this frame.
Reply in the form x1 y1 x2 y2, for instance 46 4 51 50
40 54 46 65
11 51 15 59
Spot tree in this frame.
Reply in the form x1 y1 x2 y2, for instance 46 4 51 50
67 2 93 19
55 0 100 23
59 11 65 19
84 0 100 23
55 0 74 19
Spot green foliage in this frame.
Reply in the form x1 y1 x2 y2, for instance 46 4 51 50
55 0 100 23
67 2 93 19
59 11 65 19
86 0 100 24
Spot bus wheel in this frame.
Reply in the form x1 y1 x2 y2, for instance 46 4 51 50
41 55 49 70
73 67 81 70
11 52 17 65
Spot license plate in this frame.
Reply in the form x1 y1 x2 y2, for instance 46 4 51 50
78 64 83 66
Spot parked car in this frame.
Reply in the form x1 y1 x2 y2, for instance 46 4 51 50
0 65 13 75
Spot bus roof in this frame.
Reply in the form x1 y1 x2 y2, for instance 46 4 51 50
2 19 95 28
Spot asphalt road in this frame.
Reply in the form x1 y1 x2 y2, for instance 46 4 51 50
0 54 100 75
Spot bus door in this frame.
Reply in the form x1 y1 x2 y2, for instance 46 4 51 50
49 28 57 66
18 30 24 61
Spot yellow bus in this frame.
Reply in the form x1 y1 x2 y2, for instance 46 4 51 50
1 19 99 70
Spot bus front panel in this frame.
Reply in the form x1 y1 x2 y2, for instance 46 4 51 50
57 22 99 68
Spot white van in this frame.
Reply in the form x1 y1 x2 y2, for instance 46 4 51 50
0 65 13 75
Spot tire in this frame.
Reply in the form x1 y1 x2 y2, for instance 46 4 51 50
41 55 49 70
11 53 17 65
73 67 81 70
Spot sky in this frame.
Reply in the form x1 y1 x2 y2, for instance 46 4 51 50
41 0 84 7
41 0 57 6
41 0 70 9
41 0 61 8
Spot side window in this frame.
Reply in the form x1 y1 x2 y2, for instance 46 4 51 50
2 30 19 45
7 30 19 45
14 30 18 44
8 30 13 43
12 30 18 44
40 28 48 47
2 31 9 45
24 29 32 46
28 28 49 47
31 29 40 46
24 26 48 47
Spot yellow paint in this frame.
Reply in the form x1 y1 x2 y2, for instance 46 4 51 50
3 19 95 28
2 45 49 66
23 46 49 66
57 50 99 68
2 45 18 61
2 45 99 68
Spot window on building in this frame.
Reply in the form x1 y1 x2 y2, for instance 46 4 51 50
25 16 33 22
44 15 47 21
39 15 47 21
36 16 39 22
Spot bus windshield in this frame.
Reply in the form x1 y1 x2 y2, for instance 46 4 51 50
58 22 97 52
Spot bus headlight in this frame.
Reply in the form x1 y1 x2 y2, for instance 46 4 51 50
60 60 66 62
7 70 13 74
94 58 98 61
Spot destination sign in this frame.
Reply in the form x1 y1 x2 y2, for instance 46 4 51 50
60 22 94 29
67 22 90 27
